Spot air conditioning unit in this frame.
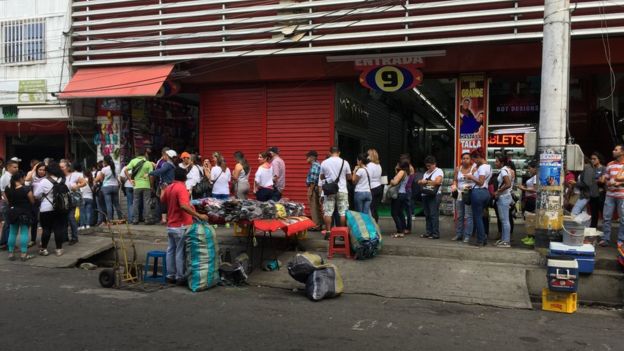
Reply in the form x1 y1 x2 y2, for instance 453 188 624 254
566 144 584 171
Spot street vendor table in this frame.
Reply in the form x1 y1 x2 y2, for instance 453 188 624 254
247 217 316 272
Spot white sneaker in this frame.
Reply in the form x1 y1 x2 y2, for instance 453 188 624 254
78 226 85 230
55 249 64 257
86 225 90 229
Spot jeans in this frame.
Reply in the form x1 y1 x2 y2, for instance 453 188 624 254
213 194 229 200
370 185 384 222
455 199 473 239
80 198 94 227
8 223 29 254
423 193 442 237
354 191 372 215
166 226 187 281
256 188 273 202
102 186 124 222
602 196 624 244
67 205 78 241
126 187 134 224
471 188 491 244
496 194 513 243
571 197 590 216
391 193 410 233
96 191 106 225
132 188 152 223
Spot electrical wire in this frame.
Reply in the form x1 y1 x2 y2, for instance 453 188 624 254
597 1 618 144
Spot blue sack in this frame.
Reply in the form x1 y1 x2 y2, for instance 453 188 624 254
185 222 220 292
345 211 382 260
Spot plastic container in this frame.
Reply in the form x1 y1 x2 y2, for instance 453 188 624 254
562 219 585 246
546 255 579 292
542 288 577 314
549 242 595 274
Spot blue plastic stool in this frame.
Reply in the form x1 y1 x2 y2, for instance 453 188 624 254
144 250 167 284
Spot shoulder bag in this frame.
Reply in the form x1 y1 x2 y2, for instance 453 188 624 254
322 160 345 196
421 169 441 197
382 172 405 204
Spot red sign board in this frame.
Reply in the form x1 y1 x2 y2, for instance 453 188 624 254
488 133 525 147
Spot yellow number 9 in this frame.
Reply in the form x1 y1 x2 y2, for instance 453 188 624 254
374 66 404 92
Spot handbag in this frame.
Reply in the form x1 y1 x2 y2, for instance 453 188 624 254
382 173 406 204
421 169 441 197
462 188 472 206
192 166 212 198
322 160 345 196
69 191 83 207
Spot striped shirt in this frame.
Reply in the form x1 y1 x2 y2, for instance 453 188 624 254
605 161 624 199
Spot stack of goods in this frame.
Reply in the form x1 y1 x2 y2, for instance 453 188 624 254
287 252 343 301
542 255 578 313
192 198 305 223
345 210 382 259
439 168 455 216
549 242 595 274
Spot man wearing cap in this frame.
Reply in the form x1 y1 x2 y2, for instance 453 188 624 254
0 158 20 249
268 147 286 201
150 148 177 224
306 150 322 231
126 147 155 225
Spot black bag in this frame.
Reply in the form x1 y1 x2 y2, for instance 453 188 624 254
69 191 83 207
192 166 211 198
322 160 345 196
463 188 472 206
130 159 146 180
421 170 441 197
46 177 71 214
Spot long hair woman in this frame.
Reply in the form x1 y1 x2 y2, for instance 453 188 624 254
254 152 274 202
210 152 231 200
493 155 514 248
367 149 383 222
464 148 493 247
95 155 124 223
33 162 68 256
4 171 35 261
390 160 411 238
232 151 251 199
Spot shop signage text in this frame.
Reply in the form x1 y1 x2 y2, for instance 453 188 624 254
0 79 47 104
359 65 423 93
354 56 425 68
455 74 488 164
488 133 525 147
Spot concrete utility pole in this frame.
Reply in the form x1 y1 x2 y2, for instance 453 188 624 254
535 0 571 245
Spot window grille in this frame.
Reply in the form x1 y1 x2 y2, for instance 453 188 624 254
1 18 46 64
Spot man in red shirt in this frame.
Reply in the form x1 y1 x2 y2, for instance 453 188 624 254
599 144 624 247
161 167 208 284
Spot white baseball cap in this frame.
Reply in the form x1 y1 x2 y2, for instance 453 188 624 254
165 150 177 158
10 157 21 162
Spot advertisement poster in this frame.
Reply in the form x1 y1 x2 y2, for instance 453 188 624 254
455 74 488 164
539 151 562 186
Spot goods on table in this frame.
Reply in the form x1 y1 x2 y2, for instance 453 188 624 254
305 264 344 301
345 210 382 260
185 222 220 292
192 198 305 223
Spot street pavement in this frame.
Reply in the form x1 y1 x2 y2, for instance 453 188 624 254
1 263 622 351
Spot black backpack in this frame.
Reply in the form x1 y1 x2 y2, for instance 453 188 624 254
46 177 71 213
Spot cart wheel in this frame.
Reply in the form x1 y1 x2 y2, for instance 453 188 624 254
99 269 116 288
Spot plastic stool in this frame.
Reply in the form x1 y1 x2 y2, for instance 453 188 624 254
144 250 167 284
328 227 351 259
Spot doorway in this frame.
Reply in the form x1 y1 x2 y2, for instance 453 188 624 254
6 134 65 170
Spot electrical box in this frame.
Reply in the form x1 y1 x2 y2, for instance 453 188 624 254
566 144 584 171
525 132 537 156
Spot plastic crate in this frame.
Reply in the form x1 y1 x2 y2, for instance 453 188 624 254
541 288 577 314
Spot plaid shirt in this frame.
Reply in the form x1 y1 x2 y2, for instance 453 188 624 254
306 161 321 187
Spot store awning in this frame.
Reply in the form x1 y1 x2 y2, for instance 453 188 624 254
58 64 174 99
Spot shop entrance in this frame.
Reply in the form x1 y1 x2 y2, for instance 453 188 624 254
6 134 65 170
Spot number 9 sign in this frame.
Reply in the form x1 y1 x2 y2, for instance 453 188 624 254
359 65 423 92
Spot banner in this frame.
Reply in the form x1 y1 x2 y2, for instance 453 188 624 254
455 74 488 164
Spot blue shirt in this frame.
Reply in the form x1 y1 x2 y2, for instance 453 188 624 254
149 161 175 186
306 162 321 186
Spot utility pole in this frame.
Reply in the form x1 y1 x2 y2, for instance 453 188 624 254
535 0 571 247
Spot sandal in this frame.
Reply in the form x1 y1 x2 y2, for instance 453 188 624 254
20 254 34 261
392 233 405 238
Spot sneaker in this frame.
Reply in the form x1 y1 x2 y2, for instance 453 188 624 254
69 239 78 246
55 249 64 257
521 236 531 244
524 237 535 246
28 241 35 248
86 225 90 229
78 226 85 230
451 236 462 241
496 241 511 248
463 237 470 243
39 249 49 256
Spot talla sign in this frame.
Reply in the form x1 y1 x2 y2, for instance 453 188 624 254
455 74 489 164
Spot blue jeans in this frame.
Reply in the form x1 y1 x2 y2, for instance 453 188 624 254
471 188 491 244
126 187 134 224
391 193 410 232
354 191 372 215
602 196 624 244
455 199 473 239
423 194 442 237
166 226 187 281
102 186 124 221
80 198 94 227
571 197 589 216
496 194 513 243
213 194 229 200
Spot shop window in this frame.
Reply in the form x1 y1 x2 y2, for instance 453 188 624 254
489 77 541 125
1 105 18 119
1 18 46 64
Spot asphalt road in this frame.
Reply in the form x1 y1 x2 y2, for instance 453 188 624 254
1 263 622 351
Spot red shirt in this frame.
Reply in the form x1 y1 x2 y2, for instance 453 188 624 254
162 181 193 227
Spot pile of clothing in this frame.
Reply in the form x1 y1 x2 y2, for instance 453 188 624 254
191 198 305 223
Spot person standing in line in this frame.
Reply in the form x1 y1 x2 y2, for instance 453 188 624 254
161 167 208 285
25 162 46 246
599 145 624 247
389 161 410 238
589 152 606 228
268 147 286 201
94 161 106 226
366 149 383 222
493 156 514 248
210 152 231 200
4 171 35 261
465 149 493 247
79 166 95 231
179 152 202 195
399 154 416 232
571 157 594 217
305 150 323 231
34 162 68 257
352 153 373 215
320 146 352 231
119 164 136 224
94 155 124 224
451 152 475 242
254 152 274 202
126 147 155 225
0 159 20 250
518 161 538 246
232 151 251 200
60 160 87 245
418 156 444 240
150 148 177 225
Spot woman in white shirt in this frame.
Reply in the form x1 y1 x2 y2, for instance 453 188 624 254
94 155 124 223
33 162 67 257
79 165 95 230
254 152 274 202
25 161 46 246
210 152 231 200
451 152 476 242
464 149 492 247
367 149 383 222
352 153 372 214
493 156 514 248
417 155 444 239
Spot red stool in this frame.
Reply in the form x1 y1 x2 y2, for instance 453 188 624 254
328 227 351 259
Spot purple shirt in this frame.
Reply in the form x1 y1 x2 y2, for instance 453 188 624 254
271 156 286 192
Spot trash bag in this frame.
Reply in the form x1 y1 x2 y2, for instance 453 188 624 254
185 222 220 292
219 262 248 286
287 252 324 283
305 264 343 301
346 210 382 259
